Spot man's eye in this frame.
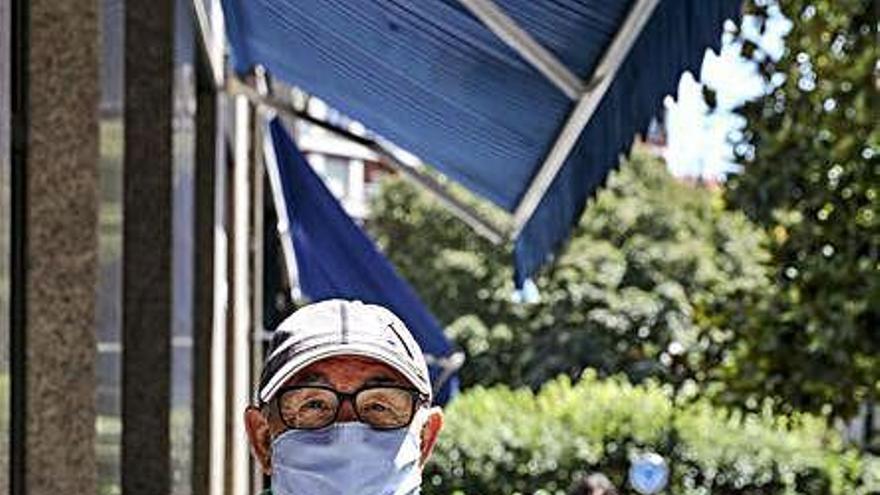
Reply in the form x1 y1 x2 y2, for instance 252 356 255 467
303 399 330 410
365 402 388 412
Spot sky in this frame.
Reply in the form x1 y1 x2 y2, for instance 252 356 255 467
664 9 793 180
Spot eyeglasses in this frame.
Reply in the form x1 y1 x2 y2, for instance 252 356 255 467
274 385 425 430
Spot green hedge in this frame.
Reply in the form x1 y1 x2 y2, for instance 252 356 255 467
424 371 879 495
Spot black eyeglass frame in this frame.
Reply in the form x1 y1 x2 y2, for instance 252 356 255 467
272 384 428 431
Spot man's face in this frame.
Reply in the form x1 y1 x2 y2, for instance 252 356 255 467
244 355 444 474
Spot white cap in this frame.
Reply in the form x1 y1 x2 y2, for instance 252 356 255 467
258 299 432 404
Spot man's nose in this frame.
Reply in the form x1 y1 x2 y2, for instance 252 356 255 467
336 398 358 422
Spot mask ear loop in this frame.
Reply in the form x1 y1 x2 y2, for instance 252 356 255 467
414 403 431 423
407 404 432 442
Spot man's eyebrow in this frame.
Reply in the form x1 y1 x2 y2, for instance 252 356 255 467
291 372 329 385
364 374 406 386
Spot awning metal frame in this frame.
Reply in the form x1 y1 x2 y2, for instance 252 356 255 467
192 0 662 246
228 77 509 244
262 118 304 301
190 0 508 245
456 0 585 99
461 0 662 237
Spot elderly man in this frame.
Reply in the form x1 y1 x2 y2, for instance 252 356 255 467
244 299 444 495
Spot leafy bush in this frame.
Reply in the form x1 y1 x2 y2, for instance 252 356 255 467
424 372 879 495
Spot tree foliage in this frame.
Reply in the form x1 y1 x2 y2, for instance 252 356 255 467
723 0 879 416
369 150 770 393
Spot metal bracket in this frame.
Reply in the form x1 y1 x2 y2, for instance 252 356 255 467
456 0 585 99
509 0 660 237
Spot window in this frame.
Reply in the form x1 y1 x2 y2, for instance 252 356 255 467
96 1 124 492
323 156 351 201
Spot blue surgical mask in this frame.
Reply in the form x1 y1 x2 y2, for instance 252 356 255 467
271 419 423 495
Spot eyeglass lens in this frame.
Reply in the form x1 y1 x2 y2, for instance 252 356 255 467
278 386 416 430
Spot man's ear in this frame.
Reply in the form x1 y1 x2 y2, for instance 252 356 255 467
418 407 444 467
244 406 273 474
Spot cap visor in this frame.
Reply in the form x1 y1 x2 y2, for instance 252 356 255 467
259 343 431 403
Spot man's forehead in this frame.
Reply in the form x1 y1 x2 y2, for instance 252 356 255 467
284 354 410 388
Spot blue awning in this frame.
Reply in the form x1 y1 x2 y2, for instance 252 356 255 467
265 119 460 404
222 0 741 284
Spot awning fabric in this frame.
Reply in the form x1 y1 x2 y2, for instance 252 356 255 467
267 119 459 404
222 0 740 284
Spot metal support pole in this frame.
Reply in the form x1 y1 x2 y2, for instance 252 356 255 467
209 167 229 495
250 100 268 495
192 42 225 495
191 0 224 90
230 94 252 495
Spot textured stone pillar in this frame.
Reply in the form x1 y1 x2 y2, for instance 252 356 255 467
14 0 101 494
122 0 174 493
